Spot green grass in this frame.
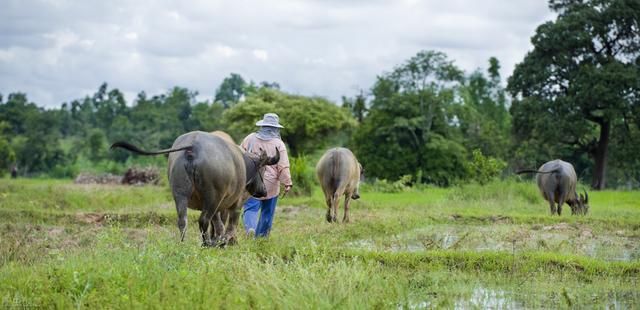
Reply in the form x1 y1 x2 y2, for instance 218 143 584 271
0 179 639 308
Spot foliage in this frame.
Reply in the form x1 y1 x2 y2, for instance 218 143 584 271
341 90 368 123
465 149 508 185
214 73 246 108
507 0 640 189
223 87 357 156
353 50 474 186
288 155 315 196
361 175 412 193
454 58 511 160
0 138 15 176
85 129 107 162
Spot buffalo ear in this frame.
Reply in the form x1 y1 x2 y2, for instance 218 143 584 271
263 147 280 166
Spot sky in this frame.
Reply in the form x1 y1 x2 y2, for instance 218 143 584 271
0 0 555 108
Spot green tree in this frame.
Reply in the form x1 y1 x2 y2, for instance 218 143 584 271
214 73 246 108
86 128 107 162
192 101 225 132
223 87 356 155
341 90 368 123
15 110 66 174
0 122 16 175
353 50 469 185
0 93 40 135
508 0 640 189
454 58 511 159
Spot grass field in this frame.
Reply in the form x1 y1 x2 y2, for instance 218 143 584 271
0 178 638 308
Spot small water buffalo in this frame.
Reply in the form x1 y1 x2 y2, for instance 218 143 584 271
111 131 279 246
316 147 362 223
517 159 589 215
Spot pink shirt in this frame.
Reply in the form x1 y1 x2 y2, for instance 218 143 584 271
241 133 292 200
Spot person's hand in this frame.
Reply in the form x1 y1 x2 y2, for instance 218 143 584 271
284 184 292 193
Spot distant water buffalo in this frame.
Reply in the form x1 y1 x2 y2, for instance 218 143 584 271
111 131 279 246
316 147 362 223
517 159 589 215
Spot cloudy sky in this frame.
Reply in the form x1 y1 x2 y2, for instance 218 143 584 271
0 0 554 108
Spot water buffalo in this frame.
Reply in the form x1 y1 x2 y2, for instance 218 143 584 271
111 131 279 246
517 159 589 215
316 147 362 223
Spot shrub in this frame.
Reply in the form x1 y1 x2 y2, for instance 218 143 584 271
288 155 315 196
465 149 506 185
361 175 412 193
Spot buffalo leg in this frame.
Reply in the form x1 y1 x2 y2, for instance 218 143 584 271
557 203 563 215
557 193 566 216
223 205 241 246
325 195 333 223
198 209 215 246
330 193 340 223
174 195 189 242
343 194 351 223
545 192 556 215
211 212 224 241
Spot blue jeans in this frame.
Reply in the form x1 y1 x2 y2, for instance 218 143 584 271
242 197 278 237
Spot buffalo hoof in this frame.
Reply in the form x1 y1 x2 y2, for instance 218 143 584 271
214 237 228 248
351 193 360 200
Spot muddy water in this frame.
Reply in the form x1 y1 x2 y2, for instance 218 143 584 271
348 223 640 262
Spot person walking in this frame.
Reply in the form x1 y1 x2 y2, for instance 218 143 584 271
241 113 292 237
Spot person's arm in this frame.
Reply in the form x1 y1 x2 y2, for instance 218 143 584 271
276 141 293 191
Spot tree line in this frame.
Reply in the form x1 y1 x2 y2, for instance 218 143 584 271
0 0 638 189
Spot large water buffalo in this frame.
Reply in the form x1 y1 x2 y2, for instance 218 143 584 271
316 147 362 223
111 131 279 246
517 159 589 215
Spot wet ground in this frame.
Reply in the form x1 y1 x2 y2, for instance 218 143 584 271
348 222 640 262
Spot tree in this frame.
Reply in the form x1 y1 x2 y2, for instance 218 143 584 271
352 50 470 185
192 101 225 132
508 0 640 189
454 58 511 159
0 93 40 135
223 87 356 155
341 90 368 123
214 73 246 107
86 128 107 162
14 110 66 174
0 122 16 176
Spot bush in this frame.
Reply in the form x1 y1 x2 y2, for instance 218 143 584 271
0 137 15 177
49 163 80 179
288 155 315 196
465 149 506 185
361 175 412 193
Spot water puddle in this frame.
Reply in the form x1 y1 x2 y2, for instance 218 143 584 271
348 223 640 262
398 287 521 310
398 287 639 309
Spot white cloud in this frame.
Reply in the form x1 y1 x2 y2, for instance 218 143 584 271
125 32 138 40
0 0 555 107
253 49 268 62
216 45 235 58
